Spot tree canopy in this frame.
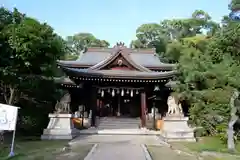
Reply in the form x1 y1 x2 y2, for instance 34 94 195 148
65 32 110 57
0 7 67 105
130 0 240 145
62 33 110 60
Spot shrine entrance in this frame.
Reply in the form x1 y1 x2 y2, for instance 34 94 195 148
56 42 176 128
97 87 141 118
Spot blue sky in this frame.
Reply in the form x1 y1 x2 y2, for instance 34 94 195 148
2 0 231 46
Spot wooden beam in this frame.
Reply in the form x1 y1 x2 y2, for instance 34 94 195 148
141 92 147 127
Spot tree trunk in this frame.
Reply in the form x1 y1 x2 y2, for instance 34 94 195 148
227 89 239 152
8 87 15 105
3 85 17 105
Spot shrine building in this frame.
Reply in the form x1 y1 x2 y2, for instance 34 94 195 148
56 42 176 128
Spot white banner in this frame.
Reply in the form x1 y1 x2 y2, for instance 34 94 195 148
0 103 18 131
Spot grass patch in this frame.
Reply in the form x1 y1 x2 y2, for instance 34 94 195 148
0 136 92 160
147 137 240 160
0 136 68 160
147 145 198 160
70 144 94 160
147 145 238 160
171 137 240 154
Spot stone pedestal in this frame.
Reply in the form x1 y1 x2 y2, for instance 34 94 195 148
161 114 195 142
41 114 79 140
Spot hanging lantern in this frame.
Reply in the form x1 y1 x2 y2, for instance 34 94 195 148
98 89 101 94
121 89 124 96
126 90 129 94
107 88 110 93
154 85 160 91
130 90 133 97
112 89 115 97
101 90 104 97
116 89 120 94
136 90 139 94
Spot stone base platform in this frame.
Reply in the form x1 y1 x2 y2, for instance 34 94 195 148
41 113 79 140
161 115 196 142
79 128 161 135
41 134 76 140
41 129 79 140
161 131 196 142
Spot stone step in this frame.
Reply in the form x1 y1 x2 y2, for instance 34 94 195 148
98 127 139 130
100 119 140 121
98 123 139 126
98 118 140 130
99 123 139 127
98 124 139 128
98 122 138 125
99 121 139 125
99 119 140 123
100 118 140 121
98 122 139 125
99 117 140 120
99 123 138 125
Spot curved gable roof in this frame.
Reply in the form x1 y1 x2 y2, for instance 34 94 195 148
89 48 151 72
61 67 176 80
57 45 176 70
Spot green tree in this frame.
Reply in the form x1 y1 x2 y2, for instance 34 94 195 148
132 23 168 53
207 22 240 63
0 7 67 105
229 0 240 11
130 10 218 61
66 32 110 54
130 39 145 49
162 41 183 63
175 1 240 148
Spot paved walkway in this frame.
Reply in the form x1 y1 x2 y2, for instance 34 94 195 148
70 135 163 160
86 143 146 160
58 135 239 160
70 135 164 145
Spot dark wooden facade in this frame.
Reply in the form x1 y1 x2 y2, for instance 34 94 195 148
57 42 176 127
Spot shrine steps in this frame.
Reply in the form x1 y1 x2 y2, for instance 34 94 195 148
77 117 162 135
97 117 140 130
78 128 162 135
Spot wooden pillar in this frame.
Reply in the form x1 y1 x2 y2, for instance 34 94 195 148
90 87 97 127
117 94 121 116
141 92 147 127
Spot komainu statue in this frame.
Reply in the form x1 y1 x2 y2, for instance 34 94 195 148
54 93 71 113
167 95 183 115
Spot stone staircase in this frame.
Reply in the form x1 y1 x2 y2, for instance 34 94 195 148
97 117 140 130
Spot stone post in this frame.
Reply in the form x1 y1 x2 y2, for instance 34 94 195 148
161 95 195 141
41 113 78 140
41 93 79 140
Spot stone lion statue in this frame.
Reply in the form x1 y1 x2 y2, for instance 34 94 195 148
54 93 71 113
167 95 183 115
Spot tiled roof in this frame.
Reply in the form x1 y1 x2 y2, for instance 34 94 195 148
54 77 75 84
130 53 174 68
76 51 111 65
58 49 175 69
61 67 176 79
